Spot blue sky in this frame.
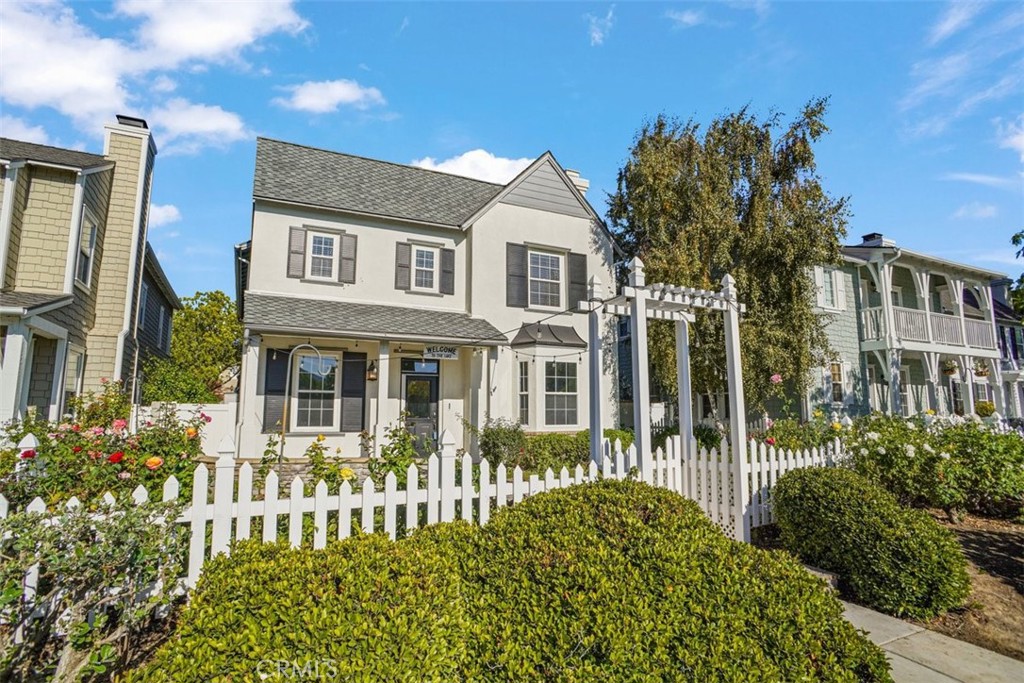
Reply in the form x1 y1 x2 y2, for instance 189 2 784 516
1 1 1021 298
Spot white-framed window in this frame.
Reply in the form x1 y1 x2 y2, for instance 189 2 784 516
952 380 965 416
76 209 98 287
412 245 439 292
139 282 149 330
890 286 903 308
292 353 339 431
544 361 577 426
518 361 530 425
529 251 562 308
162 307 172 352
815 267 844 310
973 382 990 403
62 348 85 415
157 303 165 349
829 362 845 404
307 232 337 280
899 367 910 417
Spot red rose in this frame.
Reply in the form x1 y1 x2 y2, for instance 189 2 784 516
765 437 776 446
72 446 83 453
19 449 36 459
108 451 124 464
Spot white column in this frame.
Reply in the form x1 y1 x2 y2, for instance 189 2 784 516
233 333 260 458
468 347 486 454
675 318 694 447
722 274 750 543
949 279 967 346
922 352 940 414
628 257 650 460
879 261 897 346
374 341 392 453
889 350 903 416
960 354 975 415
0 323 32 422
587 276 605 464
912 269 933 342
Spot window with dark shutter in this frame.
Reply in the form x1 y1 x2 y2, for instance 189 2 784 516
340 353 367 432
287 227 306 278
339 233 357 284
395 242 412 290
568 252 588 311
440 248 455 295
262 350 288 433
506 243 527 307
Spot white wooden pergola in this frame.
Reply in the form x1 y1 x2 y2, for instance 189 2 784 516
580 257 747 462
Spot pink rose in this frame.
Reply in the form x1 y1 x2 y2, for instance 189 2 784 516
770 373 783 385
112 419 128 432
118 471 131 480
91 426 105 436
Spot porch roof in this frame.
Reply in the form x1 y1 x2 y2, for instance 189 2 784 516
243 293 506 346
510 323 587 348
0 290 73 316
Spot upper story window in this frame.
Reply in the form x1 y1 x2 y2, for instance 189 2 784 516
814 267 844 310
890 287 903 308
76 210 98 288
139 282 149 330
529 251 562 308
412 245 438 292
308 233 337 280
163 307 172 352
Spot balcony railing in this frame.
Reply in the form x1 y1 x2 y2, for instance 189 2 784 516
858 306 995 350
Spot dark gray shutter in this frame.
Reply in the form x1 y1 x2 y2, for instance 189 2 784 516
339 353 367 432
440 248 455 295
287 227 305 279
506 243 528 308
568 252 588 311
339 233 357 284
262 350 288 433
395 242 411 290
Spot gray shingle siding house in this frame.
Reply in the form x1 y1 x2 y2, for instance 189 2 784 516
234 138 619 459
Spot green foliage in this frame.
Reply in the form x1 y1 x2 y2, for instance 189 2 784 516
847 413 1024 519
774 467 971 619
66 377 132 427
522 432 588 472
123 534 469 683
762 411 842 451
1012 229 1024 314
0 500 187 681
141 290 242 403
974 400 995 418
607 101 849 412
129 481 889 681
474 416 527 467
367 416 418 487
474 421 635 473
0 401 206 510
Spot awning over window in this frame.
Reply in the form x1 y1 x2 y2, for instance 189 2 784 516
510 323 587 349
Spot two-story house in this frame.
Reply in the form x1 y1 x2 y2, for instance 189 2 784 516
233 138 618 458
992 278 1024 419
0 116 179 423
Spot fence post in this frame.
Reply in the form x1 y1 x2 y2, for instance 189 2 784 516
210 436 236 558
722 274 750 543
439 429 456 522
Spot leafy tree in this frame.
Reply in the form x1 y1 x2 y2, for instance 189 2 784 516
142 290 242 403
608 99 849 412
1011 230 1024 314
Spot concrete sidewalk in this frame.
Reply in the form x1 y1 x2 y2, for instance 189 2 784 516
842 601 1024 682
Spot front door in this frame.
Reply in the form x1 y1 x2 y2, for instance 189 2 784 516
404 375 438 454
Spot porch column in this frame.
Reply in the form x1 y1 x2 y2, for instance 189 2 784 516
722 274 750 543
889 349 903 416
959 354 975 415
48 337 69 420
627 257 650 460
586 276 604 464
923 351 940 413
0 323 32 422
949 278 967 346
675 318 694 448
468 347 486 454
233 333 260 457
878 261 897 347
374 341 392 453
912 269 933 342
986 358 1004 415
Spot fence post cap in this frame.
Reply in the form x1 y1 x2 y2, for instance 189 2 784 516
216 434 236 463
627 257 645 287
17 433 39 450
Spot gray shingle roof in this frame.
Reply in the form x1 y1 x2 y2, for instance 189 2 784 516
253 138 505 226
0 138 108 170
244 293 506 345
0 290 73 312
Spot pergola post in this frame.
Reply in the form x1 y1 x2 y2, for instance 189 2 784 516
628 258 650 461
722 274 749 542
675 319 694 449
587 276 605 464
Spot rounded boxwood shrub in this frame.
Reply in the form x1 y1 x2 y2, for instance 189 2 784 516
773 467 970 619
458 480 890 681
123 534 470 682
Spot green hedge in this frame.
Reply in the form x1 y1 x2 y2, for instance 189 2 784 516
129 480 890 681
774 467 970 619
476 420 634 473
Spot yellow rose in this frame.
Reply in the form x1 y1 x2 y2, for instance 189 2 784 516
339 467 356 481
316 434 326 443
831 422 842 431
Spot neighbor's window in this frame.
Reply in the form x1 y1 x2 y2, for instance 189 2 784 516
412 246 438 292
294 354 338 430
518 361 530 425
822 269 838 308
544 361 577 426
63 349 85 414
162 307 172 352
76 211 98 287
829 362 844 403
139 281 149 330
307 233 337 280
529 251 561 308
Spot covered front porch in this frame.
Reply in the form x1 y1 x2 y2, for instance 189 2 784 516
864 349 1003 417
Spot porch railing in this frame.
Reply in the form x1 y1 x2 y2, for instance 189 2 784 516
860 307 884 340
858 306 995 351
893 307 929 342
964 319 996 349
930 312 963 345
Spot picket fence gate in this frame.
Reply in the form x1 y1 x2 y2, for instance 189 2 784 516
1 431 841 593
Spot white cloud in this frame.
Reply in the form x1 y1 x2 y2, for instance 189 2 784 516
928 2 984 45
411 150 533 184
941 172 1019 190
951 201 998 219
666 9 705 29
586 6 615 46
0 115 51 144
272 79 386 113
995 113 1024 161
147 98 251 155
151 75 177 93
149 203 182 227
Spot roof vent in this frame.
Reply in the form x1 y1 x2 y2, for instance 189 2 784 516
860 232 895 247
564 169 590 196
115 114 149 129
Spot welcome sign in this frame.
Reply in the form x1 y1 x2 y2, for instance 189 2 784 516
423 346 459 360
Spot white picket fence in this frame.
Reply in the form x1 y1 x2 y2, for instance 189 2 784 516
0 431 841 593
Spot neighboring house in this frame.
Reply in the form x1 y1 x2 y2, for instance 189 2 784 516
234 138 618 458
0 116 179 423
992 279 1024 419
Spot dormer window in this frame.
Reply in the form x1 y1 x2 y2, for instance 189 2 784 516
307 233 337 280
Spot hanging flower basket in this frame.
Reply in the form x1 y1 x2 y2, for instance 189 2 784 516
942 360 959 376
973 361 990 377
